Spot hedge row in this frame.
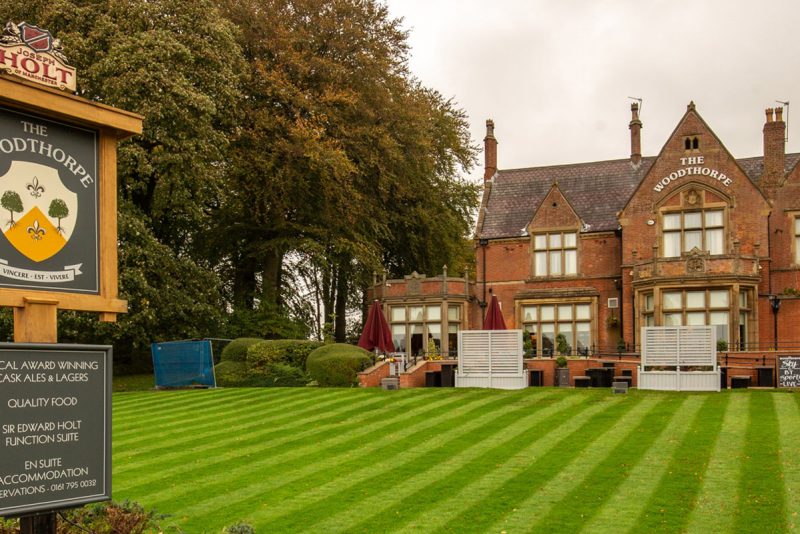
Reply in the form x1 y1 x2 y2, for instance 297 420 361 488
214 339 372 388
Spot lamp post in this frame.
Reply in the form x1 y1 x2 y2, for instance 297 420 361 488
770 295 781 350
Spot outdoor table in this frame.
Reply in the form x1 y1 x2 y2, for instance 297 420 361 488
528 369 543 387
731 375 751 389
613 376 632 388
440 364 457 387
586 368 606 387
756 366 774 387
425 371 442 387
574 376 591 388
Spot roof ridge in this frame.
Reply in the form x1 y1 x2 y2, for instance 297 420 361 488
498 156 656 174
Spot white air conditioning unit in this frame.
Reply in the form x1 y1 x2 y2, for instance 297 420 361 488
607 297 619 309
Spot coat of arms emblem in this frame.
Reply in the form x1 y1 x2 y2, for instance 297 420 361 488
0 161 77 262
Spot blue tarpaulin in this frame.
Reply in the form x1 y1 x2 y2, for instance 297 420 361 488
151 340 216 388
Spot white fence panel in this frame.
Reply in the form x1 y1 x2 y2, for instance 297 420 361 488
457 330 526 389
639 326 719 392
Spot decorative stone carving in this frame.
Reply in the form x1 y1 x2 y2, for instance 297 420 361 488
686 247 707 274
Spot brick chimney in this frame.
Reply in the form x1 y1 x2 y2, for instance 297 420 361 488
629 102 642 165
762 107 786 196
484 119 497 181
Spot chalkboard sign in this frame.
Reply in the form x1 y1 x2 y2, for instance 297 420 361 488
778 356 800 388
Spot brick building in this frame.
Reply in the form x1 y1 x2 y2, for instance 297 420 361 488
375 102 800 358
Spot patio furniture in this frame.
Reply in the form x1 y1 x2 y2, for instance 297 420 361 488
756 366 774 387
574 376 591 388
528 369 543 387
731 375 751 389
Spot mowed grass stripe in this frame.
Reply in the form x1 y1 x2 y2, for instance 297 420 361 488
631 392 729 533
113 388 340 446
241 389 574 533
113 387 286 418
121 389 518 516
113 388 392 474
528 394 688 532
429 393 646 534
114 388 452 494
113 388 401 458
487 396 661 534
173 389 538 531
779 394 800 531
581 394 707 533
328 390 616 534
734 392 787 532
684 393 747 533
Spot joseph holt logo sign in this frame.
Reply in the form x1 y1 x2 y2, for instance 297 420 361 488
0 22 76 92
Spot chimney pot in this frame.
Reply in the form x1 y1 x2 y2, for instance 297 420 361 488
763 107 786 197
776 107 784 122
629 103 642 165
484 119 498 181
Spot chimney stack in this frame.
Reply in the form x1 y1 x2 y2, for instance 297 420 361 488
762 107 786 196
629 102 642 165
484 119 497 181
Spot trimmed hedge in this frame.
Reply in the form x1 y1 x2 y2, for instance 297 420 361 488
220 338 263 362
214 360 267 387
246 339 324 370
306 343 373 387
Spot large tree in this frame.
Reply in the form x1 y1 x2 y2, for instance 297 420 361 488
214 0 478 340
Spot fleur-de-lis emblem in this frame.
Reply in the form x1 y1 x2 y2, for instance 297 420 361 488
27 219 46 241
26 176 44 198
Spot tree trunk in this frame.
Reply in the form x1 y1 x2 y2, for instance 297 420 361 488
232 250 257 310
261 247 284 308
334 263 349 342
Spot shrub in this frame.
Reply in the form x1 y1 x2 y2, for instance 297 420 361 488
214 360 269 387
220 338 263 362
246 339 324 370
223 522 255 534
257 362 310 387
555 356 568 368
0 500 168 533
717 339 729 352
306 343 372 387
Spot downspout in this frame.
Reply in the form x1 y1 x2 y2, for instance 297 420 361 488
615 226 625 350
479 238 489 319
767 212 779 349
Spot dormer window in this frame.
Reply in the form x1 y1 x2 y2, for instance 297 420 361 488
662 209 724 257
534 231 577 276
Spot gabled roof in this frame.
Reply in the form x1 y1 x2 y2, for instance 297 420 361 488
736 153 800 185
477 153 800 240
479 157 655 239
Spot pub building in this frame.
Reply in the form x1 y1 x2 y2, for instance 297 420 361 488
372 102 800 370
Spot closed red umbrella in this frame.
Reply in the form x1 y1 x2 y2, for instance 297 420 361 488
483 295 507 330
358 300 394 353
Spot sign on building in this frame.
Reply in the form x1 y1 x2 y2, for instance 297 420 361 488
0 22 76 92
0 344 112 516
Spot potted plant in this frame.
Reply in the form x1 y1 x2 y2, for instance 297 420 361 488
555 355 570 387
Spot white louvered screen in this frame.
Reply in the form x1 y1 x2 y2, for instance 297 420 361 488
642 326 715 369
459 330 523 378
459 331 491 375
489 331 522 375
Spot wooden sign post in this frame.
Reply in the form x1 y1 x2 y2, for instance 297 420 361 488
0 37 142 531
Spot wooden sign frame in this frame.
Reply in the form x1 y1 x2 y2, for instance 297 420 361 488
0 75 142 334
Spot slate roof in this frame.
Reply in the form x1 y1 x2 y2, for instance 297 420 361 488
478 153 800 240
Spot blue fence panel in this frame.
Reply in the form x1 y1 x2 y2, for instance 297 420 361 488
151 340 216 388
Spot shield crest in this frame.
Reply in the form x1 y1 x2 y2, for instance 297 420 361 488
18 23 53 53
0 161 78 262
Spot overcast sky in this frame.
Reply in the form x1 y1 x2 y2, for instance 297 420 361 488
385 0 798 183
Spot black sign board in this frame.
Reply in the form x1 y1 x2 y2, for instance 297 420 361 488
778 356 800 388
0 107 99 294
0 344 111 517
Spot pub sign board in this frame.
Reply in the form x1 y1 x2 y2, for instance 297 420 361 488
0 344 111 517
0 106 99 294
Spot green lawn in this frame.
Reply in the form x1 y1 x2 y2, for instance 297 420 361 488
111 387 800 533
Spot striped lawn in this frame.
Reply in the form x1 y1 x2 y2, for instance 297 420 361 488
111 388 800 533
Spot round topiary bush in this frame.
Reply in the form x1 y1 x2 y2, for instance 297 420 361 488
246 339 324 370
220 338 263 363
306 343 372 387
